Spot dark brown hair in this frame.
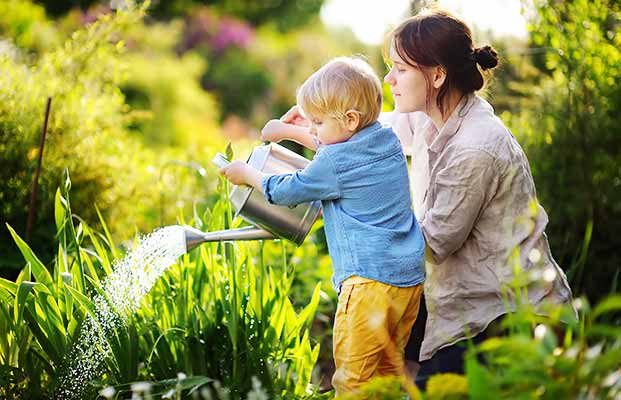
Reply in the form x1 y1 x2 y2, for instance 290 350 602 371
389 8 499 116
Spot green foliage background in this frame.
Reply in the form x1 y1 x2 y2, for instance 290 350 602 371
0 0 620 398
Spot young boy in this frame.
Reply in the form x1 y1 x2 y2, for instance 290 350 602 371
220 57 425 394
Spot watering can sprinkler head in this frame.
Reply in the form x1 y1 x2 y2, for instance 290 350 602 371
182 225 276 253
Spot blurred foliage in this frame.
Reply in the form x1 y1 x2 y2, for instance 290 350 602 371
0 0 59 53
503 0 621 301
0 2 224 275
464 296 621 399
36 0 325 32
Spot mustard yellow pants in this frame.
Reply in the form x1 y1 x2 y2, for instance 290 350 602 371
332 276 423 396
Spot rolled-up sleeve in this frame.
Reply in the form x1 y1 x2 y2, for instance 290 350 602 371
261 149 340 206
422 149 497 264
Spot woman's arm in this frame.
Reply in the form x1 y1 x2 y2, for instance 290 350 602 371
422 149 498 264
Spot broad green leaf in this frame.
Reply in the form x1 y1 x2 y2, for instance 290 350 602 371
15 281 36 324
64 285 97 322
0 277 17 296
6 224 55 293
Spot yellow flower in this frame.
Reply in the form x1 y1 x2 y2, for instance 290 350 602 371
426 373 469 400
336 375 422 400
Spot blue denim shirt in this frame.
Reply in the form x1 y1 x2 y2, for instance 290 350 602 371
262 121 425 289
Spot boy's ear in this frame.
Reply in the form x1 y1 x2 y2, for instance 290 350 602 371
432 66 447 89
344 110 360 132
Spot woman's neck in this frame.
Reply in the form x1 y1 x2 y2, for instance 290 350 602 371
428 90 465 132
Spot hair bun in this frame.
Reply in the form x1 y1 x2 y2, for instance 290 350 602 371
473 45 498 70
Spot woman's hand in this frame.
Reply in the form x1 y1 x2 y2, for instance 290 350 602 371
261 119 288 143
280 105 309 127
220 161 251 186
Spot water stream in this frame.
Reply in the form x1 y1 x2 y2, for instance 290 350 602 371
56 225 187 399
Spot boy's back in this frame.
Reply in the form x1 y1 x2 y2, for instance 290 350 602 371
262 121 425 289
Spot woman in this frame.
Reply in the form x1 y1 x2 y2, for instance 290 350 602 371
279 8 575 389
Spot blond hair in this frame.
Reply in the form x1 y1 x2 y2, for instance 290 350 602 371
296 57 382 130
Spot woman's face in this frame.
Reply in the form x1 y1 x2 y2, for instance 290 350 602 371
384 45 430 114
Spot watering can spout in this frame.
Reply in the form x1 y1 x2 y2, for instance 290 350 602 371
182 225 275 253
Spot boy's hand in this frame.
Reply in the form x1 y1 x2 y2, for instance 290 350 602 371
260 119 289 143
280 105 310 127
220 161 251 186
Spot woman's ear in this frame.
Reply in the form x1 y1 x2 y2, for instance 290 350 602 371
344 110 361 132
432 66 447 89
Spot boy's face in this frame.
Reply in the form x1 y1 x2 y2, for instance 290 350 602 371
308 115 356 146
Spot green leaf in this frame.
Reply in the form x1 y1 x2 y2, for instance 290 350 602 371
15 281 36 324
64 285 97 322
465 354 494 400
225 142 234 160
592 295 621 319
6 224 55 293
54 188 67 233
0 278 17 296
95 204 119 260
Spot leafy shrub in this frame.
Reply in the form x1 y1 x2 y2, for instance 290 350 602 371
0 172 321 399
504 0 621 300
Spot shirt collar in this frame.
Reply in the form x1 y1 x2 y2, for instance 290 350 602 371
318 121 382 150
426 94 476 154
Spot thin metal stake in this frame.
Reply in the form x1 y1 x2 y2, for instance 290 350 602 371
26 97 52 242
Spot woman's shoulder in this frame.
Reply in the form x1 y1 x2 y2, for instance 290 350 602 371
454 97 515 154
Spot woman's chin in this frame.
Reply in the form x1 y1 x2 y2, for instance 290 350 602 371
394 103 411 113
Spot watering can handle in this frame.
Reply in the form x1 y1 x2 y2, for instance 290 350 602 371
212 153 230 169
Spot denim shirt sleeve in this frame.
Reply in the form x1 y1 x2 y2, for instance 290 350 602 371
261 148 340 206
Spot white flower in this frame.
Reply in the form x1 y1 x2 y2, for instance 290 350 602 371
534 324 547 340
528 248 542 263
110 0 133 10
100 386 116 398
131 381 152 393
543 267 557 283
603 370 621 387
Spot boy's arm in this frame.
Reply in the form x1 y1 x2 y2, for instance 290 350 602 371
220 152 340 206
261 119 318 151
220 161 267 193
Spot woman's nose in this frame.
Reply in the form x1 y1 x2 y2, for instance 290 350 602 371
383 71 394 85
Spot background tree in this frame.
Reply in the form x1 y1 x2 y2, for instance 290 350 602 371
506 0 621 300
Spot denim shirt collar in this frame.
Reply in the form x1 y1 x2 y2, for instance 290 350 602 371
317 121 382 152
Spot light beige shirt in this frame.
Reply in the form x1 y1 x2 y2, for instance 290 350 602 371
381 95 574 361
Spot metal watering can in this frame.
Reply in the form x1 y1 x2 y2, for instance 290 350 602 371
182 143 321 252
